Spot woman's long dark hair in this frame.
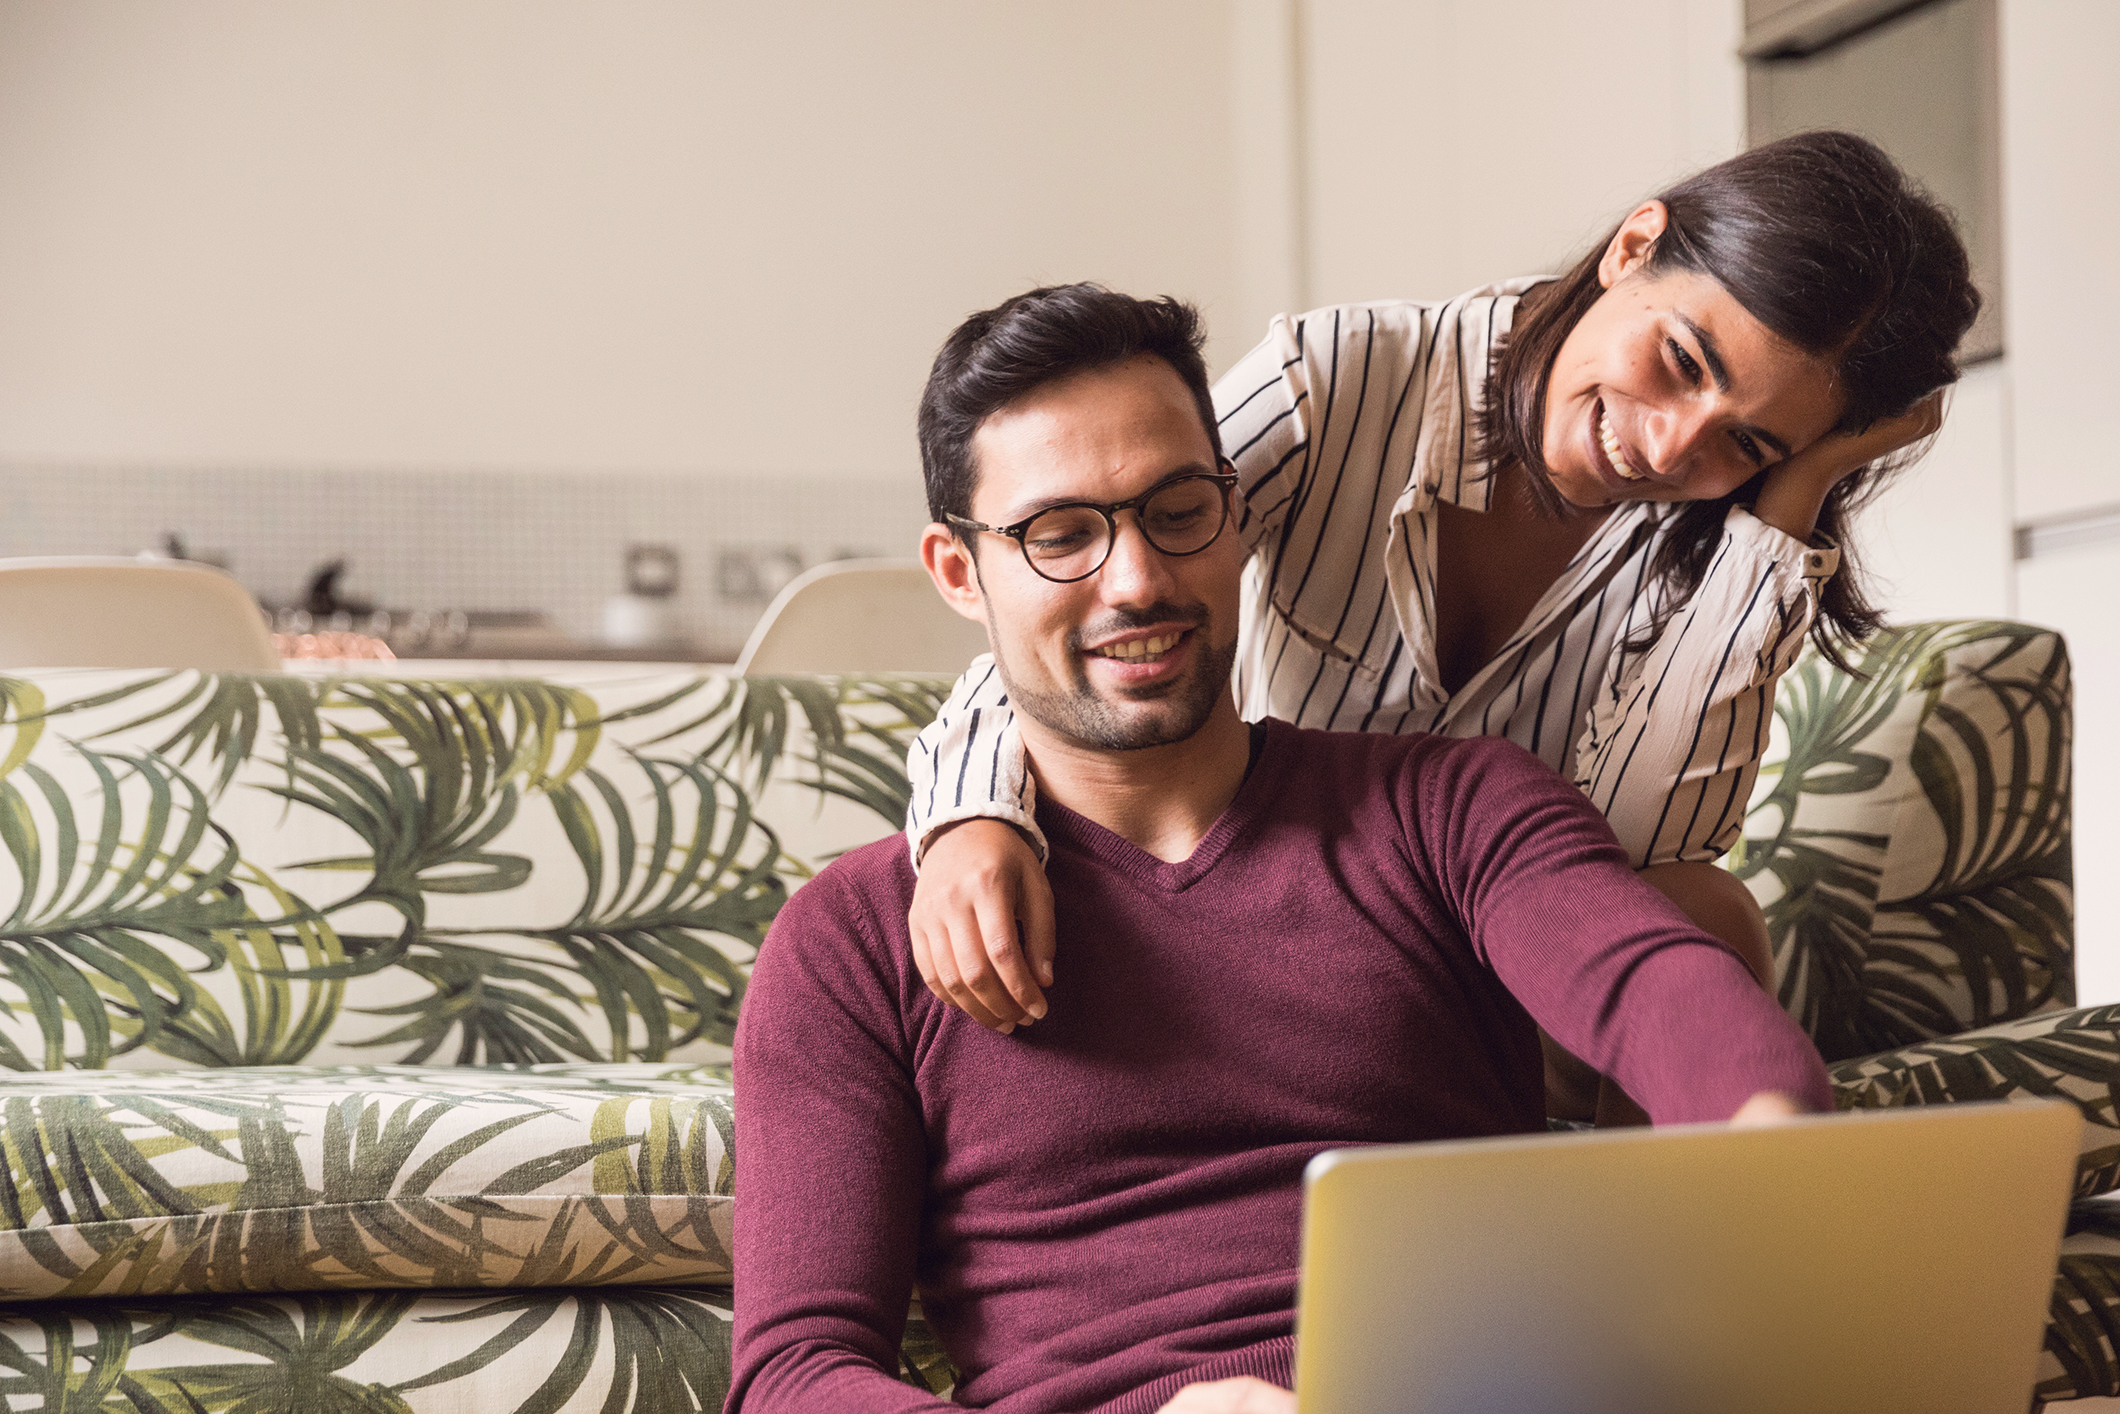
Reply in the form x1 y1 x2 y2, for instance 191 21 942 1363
1476 130 1980 665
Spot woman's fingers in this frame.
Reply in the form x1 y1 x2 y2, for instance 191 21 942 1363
1020 863 1058 991
953 894 1043 1030
915 912 1013 1031
1845 388 1946 463
1763 389 1949 512
908 818 1051 1031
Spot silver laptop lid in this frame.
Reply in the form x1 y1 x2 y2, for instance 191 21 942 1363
1295 1101 2080 1414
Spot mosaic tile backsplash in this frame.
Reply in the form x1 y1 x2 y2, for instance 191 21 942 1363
0 465 936 661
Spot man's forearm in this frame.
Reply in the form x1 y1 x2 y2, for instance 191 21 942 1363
732 1347 957 1414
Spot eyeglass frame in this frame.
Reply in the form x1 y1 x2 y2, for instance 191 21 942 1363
944 463 1242 584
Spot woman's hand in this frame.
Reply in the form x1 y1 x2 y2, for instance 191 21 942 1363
908 818 1056 1033
1154 1377 1297 1414
1752 391 1945 542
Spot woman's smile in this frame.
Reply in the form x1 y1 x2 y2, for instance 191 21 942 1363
1596 400 1645 481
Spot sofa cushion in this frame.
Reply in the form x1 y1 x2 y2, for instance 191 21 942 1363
0 669 944 1072
1830 1002 2120 1198
0 1285 738 1412
0 1062 733 1300
1729 622 2074 1061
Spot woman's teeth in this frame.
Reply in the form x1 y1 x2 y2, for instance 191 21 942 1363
1092 632 1181 661
1598 406 1645 480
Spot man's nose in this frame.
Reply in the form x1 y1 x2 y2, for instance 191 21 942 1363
1098 512 1177 602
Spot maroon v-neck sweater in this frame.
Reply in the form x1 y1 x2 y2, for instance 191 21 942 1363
728 721 1829 1414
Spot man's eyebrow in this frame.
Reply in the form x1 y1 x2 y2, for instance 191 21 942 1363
998 460 1222 524
1675 313 1795 461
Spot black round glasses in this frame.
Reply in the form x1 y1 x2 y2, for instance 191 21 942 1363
946 466 1241 584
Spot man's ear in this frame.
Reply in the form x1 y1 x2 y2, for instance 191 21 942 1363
921 523 990 625
1597 200 1669 290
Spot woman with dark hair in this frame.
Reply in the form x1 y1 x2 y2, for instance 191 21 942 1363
901 130 1979 1121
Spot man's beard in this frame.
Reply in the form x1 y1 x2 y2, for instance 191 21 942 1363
991 601 1238 752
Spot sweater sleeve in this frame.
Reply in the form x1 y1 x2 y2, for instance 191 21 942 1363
727 871 957 1414
1424 738 1832 1123
901 654 1044 867
1573 506 1837 867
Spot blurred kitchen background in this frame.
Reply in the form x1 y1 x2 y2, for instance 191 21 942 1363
0 0 2114 987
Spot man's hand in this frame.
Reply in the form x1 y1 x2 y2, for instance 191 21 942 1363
1154 1377 1298 1414
909 818 1056 1033
1731 1090 1806 1127
1753 391 1945 542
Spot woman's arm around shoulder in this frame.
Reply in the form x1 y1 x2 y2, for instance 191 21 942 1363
902 653 1058 1034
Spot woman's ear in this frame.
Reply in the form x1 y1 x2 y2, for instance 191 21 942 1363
921 523 990 625
1597 201 1670 289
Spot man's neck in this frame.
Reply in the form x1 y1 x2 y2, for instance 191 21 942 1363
1021 700 1254 864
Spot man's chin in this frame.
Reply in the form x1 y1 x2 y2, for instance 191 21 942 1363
996 625 1241 754
1007 668 1223 753
1028 691 1209 753
1074 704 1208 752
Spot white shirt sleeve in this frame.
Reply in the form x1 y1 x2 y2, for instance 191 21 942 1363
901 654 1044 868
1573 507 1839 868
1216 311 1317 553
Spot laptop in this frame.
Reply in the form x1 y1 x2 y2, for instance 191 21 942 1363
1294 1101 2081 1414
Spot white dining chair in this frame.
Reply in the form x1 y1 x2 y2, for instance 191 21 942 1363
0 557 281 671
734 559 989 675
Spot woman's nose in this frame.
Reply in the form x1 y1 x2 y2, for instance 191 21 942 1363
1643 404 1715 477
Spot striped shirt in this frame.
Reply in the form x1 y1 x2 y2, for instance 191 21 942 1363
906 283 1838 869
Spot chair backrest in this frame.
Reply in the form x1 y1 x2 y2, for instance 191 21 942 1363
734 559 989 675
0 557 280 671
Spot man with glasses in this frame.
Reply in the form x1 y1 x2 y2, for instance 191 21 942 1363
727 285 1828 1414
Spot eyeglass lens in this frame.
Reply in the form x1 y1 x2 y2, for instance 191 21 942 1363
1020 475 1229 581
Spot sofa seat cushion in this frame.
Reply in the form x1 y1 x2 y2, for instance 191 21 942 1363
2038 1197 2120 1403
1829 1002 2120 1199
0 1062 733 1300
0 1286 738 1413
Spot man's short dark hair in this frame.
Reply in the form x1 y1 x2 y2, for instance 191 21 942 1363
918 283 1222 526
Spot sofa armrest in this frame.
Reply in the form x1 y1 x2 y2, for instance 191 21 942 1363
1831 1002 2120 1196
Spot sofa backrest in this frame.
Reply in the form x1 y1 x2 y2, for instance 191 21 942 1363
0 669 936 1070
0 619 2075 1074
1728 620 2074 1062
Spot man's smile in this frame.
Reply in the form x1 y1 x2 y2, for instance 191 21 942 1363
1087 630 1185 663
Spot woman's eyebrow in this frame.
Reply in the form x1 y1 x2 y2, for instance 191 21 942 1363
1675 314 1732 390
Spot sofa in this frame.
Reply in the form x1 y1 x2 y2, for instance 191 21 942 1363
0 618 2108 1411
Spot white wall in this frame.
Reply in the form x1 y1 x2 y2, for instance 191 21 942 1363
0 1 1245 480
1846 361 2014 625
1299 0 1743 304
0 0 1760 476
2001 0 2120 525
1999 0 2120 999
2020 540 2120 1005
